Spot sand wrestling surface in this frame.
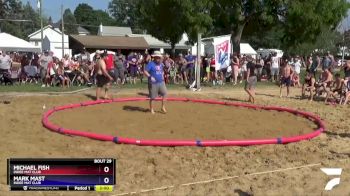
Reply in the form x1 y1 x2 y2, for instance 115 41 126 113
49 101 316 140
0 86 349 196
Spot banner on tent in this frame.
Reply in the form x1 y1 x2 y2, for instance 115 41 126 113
214 36 231 71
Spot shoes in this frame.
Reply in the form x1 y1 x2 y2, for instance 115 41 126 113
41 84 46 88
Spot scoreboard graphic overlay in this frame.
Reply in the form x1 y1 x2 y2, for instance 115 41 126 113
7 158 116 191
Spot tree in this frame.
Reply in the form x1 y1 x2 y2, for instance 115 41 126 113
0 0 44 39
74 3 116 34
288 27 342 56
184 0 213 44
0 0 24 38
48 16 53 26
210 0 349 53
139 0 190 56
21 1 41 38
74 3 96 33
63 9 78 34
108 0 140 30
95 10 117 27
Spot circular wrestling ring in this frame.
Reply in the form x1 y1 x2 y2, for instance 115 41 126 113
42 97 326 147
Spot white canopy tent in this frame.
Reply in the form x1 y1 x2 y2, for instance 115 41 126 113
201 35 257 56
0 33 40 52
240 43 257 55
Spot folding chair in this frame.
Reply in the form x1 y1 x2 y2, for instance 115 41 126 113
24 65 39 84
10 67 20 84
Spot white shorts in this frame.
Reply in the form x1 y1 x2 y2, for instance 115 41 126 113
271 67 279 76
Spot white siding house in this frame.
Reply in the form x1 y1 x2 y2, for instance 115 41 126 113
28 25 71 59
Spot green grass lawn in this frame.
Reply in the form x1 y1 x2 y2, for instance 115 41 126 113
0 80 278 93
0 83 88 93
0 68 343 93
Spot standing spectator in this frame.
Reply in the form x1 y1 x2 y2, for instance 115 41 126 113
137 53 145 83
38 50 53 87
265 54 272 80
0 51 12 84
95 52 113 100
163 54 174 84
169 60 178 84
209 55 217 85
306 56 313 70
256 55 264 81
185 51 196 84
245 56 257 103
280 62 293 98
20 54 30 81
310 54 320 79
178 54 188 85
322 53 332 71
231 52 240 85
114 54 126 85
270 52 280 82
203 54 210 82
240 55 248 83
79 47 90 67
0 51 12 72
127 52 139 84
327 51 336 70
293 56 301 87
104 50 115 85
144 51 167 114
31 53 40 68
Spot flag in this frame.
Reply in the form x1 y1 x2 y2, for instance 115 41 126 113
37 0 40 10
214 36 231 71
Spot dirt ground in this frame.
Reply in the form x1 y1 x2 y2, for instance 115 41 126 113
0 86 349 196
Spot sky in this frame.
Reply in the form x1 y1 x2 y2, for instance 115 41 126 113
21 0 110 21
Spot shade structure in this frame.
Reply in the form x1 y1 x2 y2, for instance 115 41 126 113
240 43 257 55
0 32 40 52
69 35 149 50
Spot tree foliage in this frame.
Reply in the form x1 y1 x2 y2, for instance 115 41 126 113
63 9 78 35
108 0 141 32
209 0 349 53
138 0 214 54
138 0 189 55
74 3 116 34
0 0 43 39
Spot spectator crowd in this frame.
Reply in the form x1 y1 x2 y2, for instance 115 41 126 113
0 49 349 105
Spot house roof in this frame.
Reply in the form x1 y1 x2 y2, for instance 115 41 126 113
77 26 90 34
69 35 149 49
98 26 132 36
28 25 62 38
127 34 190 49
53 20 90 35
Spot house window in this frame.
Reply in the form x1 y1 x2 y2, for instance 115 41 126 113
35 41 38 46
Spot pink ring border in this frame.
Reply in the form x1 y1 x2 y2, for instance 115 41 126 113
42 97 326 147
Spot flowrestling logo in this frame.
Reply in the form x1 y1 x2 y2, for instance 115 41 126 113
321 168 342 190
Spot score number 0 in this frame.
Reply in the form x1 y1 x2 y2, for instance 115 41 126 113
103 166 110 184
